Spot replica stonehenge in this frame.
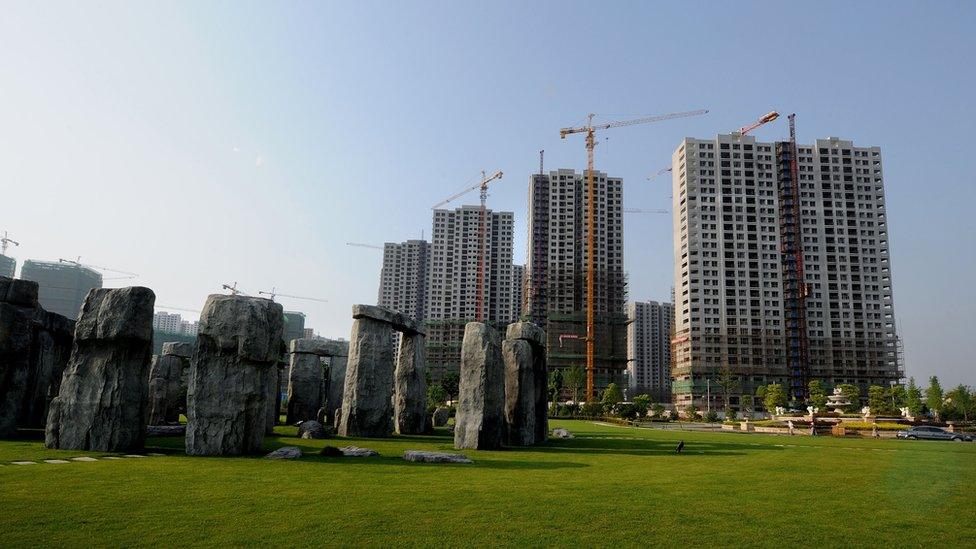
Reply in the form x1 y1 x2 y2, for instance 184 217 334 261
2 277 550 455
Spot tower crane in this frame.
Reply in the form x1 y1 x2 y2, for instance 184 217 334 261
738 111 779 135
560 109 708 401
1 231 19 256
222 282 245 295
346 242 383 251
58 258 138 279
431 170 503 322
647 166 672 181
258 287 329 303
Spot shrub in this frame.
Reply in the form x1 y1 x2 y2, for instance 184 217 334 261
650 403 666 419
580 401 604 418
615 403 641 421
838 421 906 431
705 410 719 423
684 405 701 421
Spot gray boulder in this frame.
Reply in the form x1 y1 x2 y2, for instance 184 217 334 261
45 287 155 451
339 445 378 457
147 354 185 425
147 424 186 437
552 427 573 439
324 346 349 427
454 322 504 450
506 321 549 443
503 339 536 446
403 450 472 464
297 419 330 439
394 333 428 435
185 295 284 456
265 446 301 459
352 304 426 335
338 316 395 438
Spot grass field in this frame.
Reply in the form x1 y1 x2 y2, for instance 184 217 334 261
2 420 974 547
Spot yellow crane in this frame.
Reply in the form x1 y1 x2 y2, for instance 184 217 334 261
559 109 708 400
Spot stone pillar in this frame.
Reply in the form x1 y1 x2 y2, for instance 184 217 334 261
185 295 283 456
266 360 285 435
394 333 428 435
455 322 504 450
0 278 38 438
45 287 155 451
504 321 548 444
503 339 535 445
286 338 333 424
338 316 395 437
325 349 348 426
147 342 192 425
20 310 74 429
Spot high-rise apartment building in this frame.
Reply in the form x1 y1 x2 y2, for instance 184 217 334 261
627 300 673 401
153 311 199 335
283 311 306 345
426 205 515 378
20 260 102 320
512 263 525 320
671 133 901 410
526 169 627 390
377 240 430 321
0 254 15 278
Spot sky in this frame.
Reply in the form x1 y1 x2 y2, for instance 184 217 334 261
1 1 974 386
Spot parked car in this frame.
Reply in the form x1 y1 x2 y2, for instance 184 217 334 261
896 426 973 442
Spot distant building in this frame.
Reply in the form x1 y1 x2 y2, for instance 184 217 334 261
377 240 431 321
525 169 627 392
283 311 306 345
627 301 673 401
426 205 515 379
0 254 15 278
153 311 198 335
20 260 102 319
303 328 315 339
512 263 525 321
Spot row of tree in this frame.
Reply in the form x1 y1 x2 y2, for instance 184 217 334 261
755 376 974 421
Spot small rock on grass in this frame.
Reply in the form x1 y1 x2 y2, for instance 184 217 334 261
265 446 302 460
403 450 472 464
551 428 574 439
339 445 379 457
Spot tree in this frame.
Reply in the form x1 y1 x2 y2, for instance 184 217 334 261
887 384 906 413
762 384 787 415
632 394 651 417
715 362 740 417
808 380 828 412
906 378 923 417
684 404 701 421
548 369 564 403
867 385 887 415
564 364 585 403
426 384 447 410
945 385 973 421
650 403 666 419
601 383 623 412
440 372 460 402
837 384 861 413
926 376 944 420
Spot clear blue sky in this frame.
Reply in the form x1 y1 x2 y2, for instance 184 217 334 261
1 1 973 386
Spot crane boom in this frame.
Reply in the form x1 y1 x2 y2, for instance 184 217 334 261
58 258 138 277
1 231 19 255
647 166 672 181
430 170 503 210
623 208 669 214
346 242 383 250
259 288 329 303
560 107 708 401
739 111 779 135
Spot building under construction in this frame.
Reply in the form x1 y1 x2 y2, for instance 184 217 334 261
526 169 628 394
20 259 103 320
671 132 901 410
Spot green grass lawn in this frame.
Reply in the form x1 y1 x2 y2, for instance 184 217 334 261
2 420 974 547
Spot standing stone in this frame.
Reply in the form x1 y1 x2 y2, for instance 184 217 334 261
325 347 349 426
454 322 504 450
265 359 285 435
45 287 155 451
394 333 428 435
0 278 38 438
338 315 395 437
506 321 549 444
185 295 283 456
503 339 535 446
20 310 74 429
147 342 192 425
286 338 332 424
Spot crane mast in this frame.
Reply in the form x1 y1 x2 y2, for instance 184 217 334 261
560 109 708 401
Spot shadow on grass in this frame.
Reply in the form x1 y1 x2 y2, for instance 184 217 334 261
523 436 786 457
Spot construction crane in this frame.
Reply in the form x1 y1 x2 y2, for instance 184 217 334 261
560 109 708 401
1 231 19 256
258 287 329 303
346 242 383 251
780 113 810 401
623 208 669 214
431 170 503 322
647 166 672 181
58 258 138 279
222 282 245 295
738 111 779 135
155 304 201 314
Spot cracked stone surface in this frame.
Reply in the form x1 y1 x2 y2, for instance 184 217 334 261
338 317 395 438
394 334 428 435
403 450 472 464
454 322 504 450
